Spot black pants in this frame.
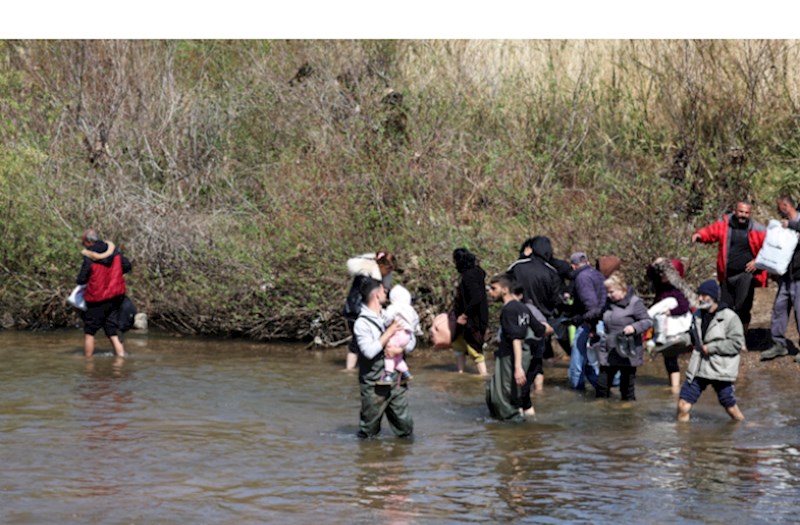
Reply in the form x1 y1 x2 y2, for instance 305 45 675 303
519 356 544 411
596 365 637 400
664 355 680 375
84 296 124 337
721 272 755 326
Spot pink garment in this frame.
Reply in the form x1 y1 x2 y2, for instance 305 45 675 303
384 354 409 374
385 329 411 374
388 329 411 348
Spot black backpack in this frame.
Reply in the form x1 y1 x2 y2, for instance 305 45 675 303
343 275 369 323
119 296 137 332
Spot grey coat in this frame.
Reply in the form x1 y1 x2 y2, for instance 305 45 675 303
686 306 743 382
599 288 653 367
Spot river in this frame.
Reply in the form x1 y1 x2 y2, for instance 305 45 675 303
1 329 798 524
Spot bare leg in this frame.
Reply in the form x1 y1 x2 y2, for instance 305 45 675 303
84 334 95 358
725 404 745 421
669 372 681 394
677 399 692 422
455 352 466 373
345 352 358 370
475 360 487 376
741 323 749 352
533 373 544 391
109 335 125 357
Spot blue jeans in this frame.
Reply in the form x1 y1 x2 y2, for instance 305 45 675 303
568 324 599 390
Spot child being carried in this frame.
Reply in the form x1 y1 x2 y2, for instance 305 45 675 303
379 285 419 385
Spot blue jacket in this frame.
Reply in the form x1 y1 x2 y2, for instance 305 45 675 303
572 265 607 324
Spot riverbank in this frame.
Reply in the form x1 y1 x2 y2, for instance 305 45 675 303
3 40 800 340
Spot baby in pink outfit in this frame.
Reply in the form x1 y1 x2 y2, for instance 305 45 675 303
379 285 419 385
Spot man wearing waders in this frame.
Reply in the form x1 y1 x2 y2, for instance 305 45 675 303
354 278 415 438
486 274 546 422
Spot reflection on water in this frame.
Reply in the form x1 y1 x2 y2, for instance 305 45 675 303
356 440 419 525
1 329 799 524
74 356 133 497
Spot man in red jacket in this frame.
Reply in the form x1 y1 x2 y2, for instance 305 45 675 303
691 201 767 338
77 229 132 358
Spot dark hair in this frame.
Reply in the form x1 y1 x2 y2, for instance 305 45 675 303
490 273 515 291
359 277 382 303
375 249 397 273
778 195 797 208
453 247 477 272
512 282 525 297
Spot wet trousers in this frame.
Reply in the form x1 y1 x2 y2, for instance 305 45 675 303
358 383 413 438
596 365 637 401
486 350 531 422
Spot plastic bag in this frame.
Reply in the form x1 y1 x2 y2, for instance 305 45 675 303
755 219 799 275
67 285 87 311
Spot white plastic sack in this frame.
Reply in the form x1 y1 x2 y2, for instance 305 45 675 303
648 297 691 344
755 219 799 276
67 285 87 311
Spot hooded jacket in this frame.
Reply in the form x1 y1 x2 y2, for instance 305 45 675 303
693 214 767 287
453 266 489 349
506 254 563 318
76 241 131 303
686 304 743 382
531 236 571 281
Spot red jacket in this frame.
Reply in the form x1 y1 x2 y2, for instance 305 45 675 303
83 253 127 303
694 214 768 287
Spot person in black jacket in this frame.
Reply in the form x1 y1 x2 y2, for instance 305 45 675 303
507 238 563 320
452 248 489 376
507 236 567 359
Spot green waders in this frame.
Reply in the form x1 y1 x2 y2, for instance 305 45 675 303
358 382 413 438
485 349 531 422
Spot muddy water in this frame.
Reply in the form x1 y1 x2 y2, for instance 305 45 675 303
1 329 799 524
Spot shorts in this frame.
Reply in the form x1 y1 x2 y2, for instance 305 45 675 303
84 296 124 337
452 334 485 364
679 377 737 408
